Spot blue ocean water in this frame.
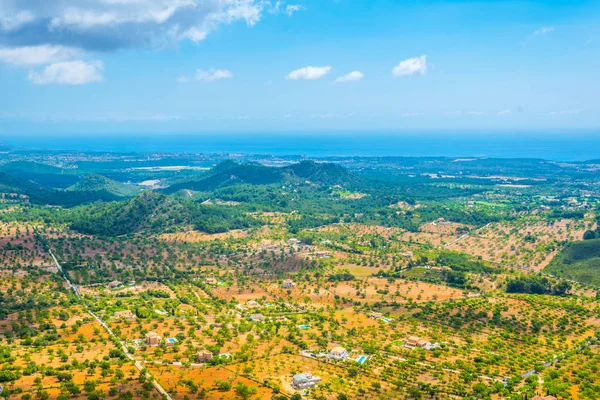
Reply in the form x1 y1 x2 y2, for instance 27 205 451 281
2 131 599 161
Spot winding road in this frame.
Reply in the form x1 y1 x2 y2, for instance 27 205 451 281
42 235 173 400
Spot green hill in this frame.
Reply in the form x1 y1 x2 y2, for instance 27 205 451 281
545 239 600 286
68 191 180 235
0 171 125 206
66 191 254 236
288 160 356 185
67 174 142 197
0 171 52 201
0 161 79 188
162 160 360 194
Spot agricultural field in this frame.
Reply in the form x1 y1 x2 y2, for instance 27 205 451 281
446 218 593 271
1 153 599 399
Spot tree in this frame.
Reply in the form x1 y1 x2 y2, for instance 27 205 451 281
407 387 422 399
234 382 257 399
583 230 596 240
216 380 232 391
84 380 97 393
553 281 571 296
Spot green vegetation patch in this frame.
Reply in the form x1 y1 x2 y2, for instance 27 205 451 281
545 238 600 286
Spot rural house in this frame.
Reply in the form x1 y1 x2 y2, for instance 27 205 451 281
292 373 321 389
145 331 162 346
246 300 260 308
250 313 265 322
405 336 428 348
112 310 137 321
282 279 295 288
329 346 348 360
368 311 383 319
195 349 213 363
107 280 122 289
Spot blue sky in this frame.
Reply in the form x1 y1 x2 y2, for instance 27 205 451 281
0 0 599 134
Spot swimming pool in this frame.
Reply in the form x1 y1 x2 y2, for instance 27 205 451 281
356 355 368 364
382 317 392 323
298 324 311 329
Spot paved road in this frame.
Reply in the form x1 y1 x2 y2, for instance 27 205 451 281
43 239 173 400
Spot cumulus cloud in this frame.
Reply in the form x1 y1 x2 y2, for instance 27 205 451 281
267 2 306 16
0 1 275 52
284 5 305 16
0 10 34 32
28 60 104 85
0 45 82 66
286 66 331 80
334 71 364 83
534 26 555 36
0 1 299 83
497 109 512 116
178 68 233 82
392 55 427 77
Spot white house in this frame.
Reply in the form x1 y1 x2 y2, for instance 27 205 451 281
246 300 260 308
329 346 348 360
292 373 321 389
250 313 265 322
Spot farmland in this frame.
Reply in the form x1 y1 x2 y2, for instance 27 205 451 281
0 152 599 399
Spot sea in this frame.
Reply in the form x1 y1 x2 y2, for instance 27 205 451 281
2 131 600 161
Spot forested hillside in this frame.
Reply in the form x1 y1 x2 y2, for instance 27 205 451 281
545 238 600 286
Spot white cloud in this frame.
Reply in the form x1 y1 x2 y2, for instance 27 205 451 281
534 26 555 36
194 68 232 81
0 1 285 52
286 66 331 80
267 2 305 16
334 71 364 83
178 68 233 82
0 1 299 83
216 1 263 27
28 61 104 85
497 109 512 116
180 27 208 42
285 5 305 16
547 109 582 116
0 10 34 32
392 55 427 77
0 45 82 66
